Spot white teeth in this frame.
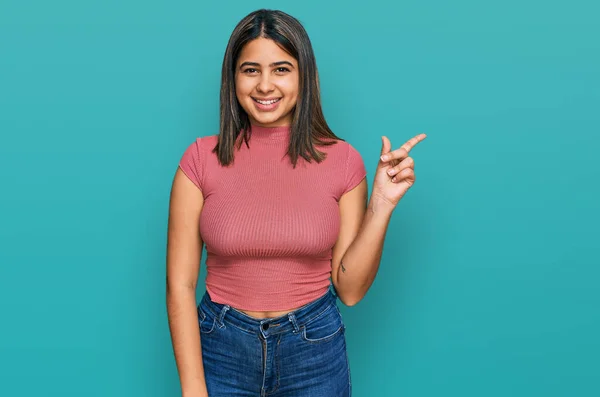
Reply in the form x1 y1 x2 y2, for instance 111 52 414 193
255 98 280 105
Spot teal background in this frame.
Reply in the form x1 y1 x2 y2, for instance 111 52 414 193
1 0 598 396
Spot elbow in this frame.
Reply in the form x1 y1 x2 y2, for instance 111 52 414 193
338 292 364 307
342 297 361 307
166 278 197 296
332 280 365 307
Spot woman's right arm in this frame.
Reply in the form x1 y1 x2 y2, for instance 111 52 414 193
166 167 208 397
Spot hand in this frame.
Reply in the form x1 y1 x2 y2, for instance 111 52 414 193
372 134 427 206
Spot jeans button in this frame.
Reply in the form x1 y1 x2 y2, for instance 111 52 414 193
262 323 269 331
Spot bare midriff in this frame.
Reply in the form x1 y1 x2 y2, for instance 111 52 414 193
236 305 304 320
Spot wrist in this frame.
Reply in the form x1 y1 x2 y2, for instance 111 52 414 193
368 193 396 214
182 386 208 397
183 392 208 397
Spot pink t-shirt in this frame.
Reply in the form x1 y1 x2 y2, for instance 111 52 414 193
179 125 367 311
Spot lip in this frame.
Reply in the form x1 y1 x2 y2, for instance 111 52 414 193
252 97 282 112
252 97 281 101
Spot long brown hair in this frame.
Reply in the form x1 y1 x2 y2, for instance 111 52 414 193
212 9 343 168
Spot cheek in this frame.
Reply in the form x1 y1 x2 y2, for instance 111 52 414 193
281 78 299 100
235 77 252 98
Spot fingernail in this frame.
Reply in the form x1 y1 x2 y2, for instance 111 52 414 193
380 155 388 162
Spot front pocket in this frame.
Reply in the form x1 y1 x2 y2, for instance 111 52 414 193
301 304 345 343
198 307 217 335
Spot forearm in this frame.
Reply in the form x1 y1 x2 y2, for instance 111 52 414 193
336 194 395 306
167 286 208 397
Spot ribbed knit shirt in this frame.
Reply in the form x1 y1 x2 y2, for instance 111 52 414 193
178 125 367 311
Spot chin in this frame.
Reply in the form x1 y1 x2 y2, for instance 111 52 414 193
251 114 285 127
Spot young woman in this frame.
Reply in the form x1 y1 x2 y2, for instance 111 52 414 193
166 9 426 397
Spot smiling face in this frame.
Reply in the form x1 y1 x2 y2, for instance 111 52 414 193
235 37 299 128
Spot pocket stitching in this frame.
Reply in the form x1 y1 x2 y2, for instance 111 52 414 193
198 307 206 322
198 307 217 335
301 324 344 343
300 304 344 343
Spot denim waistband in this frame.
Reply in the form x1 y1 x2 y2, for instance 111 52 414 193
198 286 338 337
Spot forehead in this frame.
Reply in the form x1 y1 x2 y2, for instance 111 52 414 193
237 37 296 65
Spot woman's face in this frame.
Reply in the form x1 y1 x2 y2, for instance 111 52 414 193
235 37 299 128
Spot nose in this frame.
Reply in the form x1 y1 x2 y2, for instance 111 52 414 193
256 73 275 94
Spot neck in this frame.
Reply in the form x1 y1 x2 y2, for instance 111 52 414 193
248 124 291 143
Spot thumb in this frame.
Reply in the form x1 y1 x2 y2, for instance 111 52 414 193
380 136 392 156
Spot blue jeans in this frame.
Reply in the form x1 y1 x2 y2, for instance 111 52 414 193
197 285 352 396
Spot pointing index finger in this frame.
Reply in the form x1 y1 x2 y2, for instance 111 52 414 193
401 133 427 153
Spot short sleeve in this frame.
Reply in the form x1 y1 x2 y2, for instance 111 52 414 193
178 138 204 191
342 143 367 194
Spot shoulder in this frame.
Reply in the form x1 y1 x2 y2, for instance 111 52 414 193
319 139 364 164
309 137 369 198
178 134 219 189
316 138 354 156
193 134 219 148
181 134 218 156
200 134 219 145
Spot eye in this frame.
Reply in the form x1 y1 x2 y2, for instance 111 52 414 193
242 68 258 74
275 67 290 73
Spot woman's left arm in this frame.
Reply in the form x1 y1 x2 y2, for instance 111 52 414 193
332 134 427 306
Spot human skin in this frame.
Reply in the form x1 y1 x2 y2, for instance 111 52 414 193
235 37 299 129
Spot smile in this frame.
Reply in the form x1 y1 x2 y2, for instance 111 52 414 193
252 98 281 105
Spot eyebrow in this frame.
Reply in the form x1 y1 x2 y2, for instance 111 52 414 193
239 61 294 68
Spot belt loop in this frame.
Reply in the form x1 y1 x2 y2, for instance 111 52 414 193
288 312 300 333
218 305 230 327
329 279 338 297
197 305 206 322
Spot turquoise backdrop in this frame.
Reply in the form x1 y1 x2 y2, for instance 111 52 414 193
1 0 598 396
